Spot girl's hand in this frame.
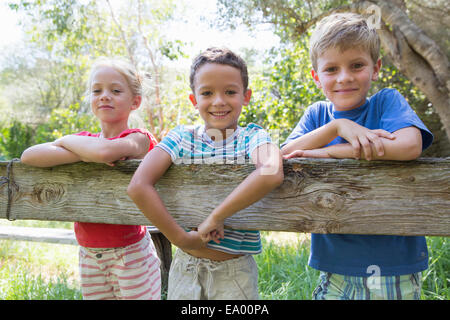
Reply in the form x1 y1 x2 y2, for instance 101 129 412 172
52 136 92 163
53 136 66 147
106 157 128 166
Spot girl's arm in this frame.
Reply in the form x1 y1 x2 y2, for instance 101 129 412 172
127 147 206 250
54 132 150 163
284 127 422 161
281 119 395 161
20 142 82 167
197 143 284 242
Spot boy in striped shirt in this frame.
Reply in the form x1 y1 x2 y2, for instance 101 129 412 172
128 47 284 299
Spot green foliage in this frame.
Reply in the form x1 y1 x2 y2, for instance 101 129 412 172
34 103 100 143
241 39 322 143
0 120 34 159
160 39 188 61
217 0 351 41
0 104 99 160
10 0 100 56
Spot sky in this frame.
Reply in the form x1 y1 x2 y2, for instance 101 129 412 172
0 3 24 47
0 0 279 68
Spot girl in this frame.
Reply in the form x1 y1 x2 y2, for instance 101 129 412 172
21 57 161 300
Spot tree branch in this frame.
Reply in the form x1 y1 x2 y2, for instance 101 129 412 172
105 0 136 68
137 0 164 138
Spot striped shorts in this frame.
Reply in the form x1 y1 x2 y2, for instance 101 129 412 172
313 272 422 300
79 232 161 300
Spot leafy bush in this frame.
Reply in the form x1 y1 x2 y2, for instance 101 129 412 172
0 120 34 159
34 103 100 144
0 103 100 160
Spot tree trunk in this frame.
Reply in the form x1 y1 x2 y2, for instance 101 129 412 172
356 0 450 142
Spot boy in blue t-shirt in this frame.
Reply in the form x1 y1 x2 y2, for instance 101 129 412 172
281 13 433 300
128 47 284 299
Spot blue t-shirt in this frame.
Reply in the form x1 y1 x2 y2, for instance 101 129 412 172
157 123 272 255
283 88 434 276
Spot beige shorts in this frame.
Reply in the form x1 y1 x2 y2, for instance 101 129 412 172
168 248 259 300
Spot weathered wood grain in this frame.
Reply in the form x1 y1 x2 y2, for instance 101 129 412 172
1 158 449 236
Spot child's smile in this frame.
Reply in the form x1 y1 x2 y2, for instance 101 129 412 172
190 63 252 141
209 110 231 117
98 104 114 110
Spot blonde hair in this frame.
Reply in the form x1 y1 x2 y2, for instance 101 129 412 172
309 13 380 70
86 57 148 97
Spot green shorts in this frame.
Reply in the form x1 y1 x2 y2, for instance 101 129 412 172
313 271 422 300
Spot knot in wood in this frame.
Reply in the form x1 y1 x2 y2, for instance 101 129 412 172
325 220 341 233
32 182 65 204
314 191 344 210
187 164 200 172
291 163 304 172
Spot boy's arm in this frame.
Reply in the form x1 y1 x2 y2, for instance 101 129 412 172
197 143 284 242
281 118 395 161
285 127 422 161
127 147 206 250
54 133 150 164
20 142 82 167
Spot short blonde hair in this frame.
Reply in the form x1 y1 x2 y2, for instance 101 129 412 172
309 13 380 70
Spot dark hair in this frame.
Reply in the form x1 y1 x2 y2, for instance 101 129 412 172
189 47 249 93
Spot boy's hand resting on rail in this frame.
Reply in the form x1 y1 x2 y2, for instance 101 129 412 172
333 119 395 160
283 148 331 159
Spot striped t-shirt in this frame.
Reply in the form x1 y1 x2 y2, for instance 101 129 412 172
156 123 272 255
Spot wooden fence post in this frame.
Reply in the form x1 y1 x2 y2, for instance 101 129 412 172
150 232 172 295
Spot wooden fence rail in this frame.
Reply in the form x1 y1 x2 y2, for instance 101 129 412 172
1 158 449 236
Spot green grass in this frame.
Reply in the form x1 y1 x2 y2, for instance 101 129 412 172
422 236 449 300
0 220 81 300
0 265 81 300
0 220 448 300
256 232 318 300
